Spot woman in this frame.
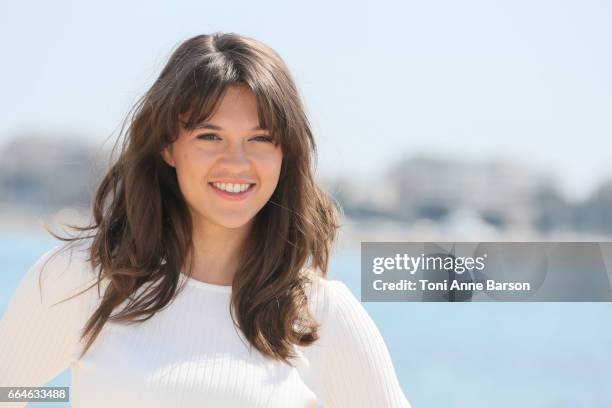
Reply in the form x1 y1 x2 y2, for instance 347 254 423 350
0 33 411 407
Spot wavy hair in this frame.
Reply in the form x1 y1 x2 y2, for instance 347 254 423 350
44 32 341 365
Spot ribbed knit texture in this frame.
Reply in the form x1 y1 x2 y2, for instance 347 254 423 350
0 241 411 407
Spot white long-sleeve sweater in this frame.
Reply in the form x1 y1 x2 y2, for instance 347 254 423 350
0 240 411 407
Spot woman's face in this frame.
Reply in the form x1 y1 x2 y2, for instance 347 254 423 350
161 85 283 230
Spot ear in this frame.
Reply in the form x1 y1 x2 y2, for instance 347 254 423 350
161 145 176 168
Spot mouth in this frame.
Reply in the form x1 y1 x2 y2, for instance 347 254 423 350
208 182 256 201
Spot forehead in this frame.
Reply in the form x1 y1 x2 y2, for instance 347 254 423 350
210 86 258 120
182 85 262 130
217 85 257 106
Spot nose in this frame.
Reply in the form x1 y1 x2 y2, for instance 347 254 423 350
219 142 251 171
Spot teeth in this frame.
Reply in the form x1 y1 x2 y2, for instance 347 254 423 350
212 182 252 193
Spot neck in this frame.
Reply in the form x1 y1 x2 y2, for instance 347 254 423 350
186 216 253 286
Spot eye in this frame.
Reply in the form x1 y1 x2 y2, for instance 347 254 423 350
251 135 275 143
197 133 220 141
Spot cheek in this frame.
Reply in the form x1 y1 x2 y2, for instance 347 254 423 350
259 152 283 187
174 150 215 194
177 149 214 175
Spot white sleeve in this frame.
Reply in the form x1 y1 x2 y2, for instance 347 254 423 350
0 242 98 399
299 279 411 408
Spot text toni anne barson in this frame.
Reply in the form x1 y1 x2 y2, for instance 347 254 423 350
369 253 532 293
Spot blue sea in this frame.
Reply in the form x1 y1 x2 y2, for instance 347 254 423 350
2 233 611 407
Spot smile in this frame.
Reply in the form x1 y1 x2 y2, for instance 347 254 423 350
208 182 256 201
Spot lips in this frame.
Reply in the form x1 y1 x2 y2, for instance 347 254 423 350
208 182 256 201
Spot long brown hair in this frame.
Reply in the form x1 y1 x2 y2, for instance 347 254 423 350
44 32 341 366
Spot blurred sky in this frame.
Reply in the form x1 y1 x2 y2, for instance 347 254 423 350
1 0 611 201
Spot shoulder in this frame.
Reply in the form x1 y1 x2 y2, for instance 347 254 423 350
0 238 106 381
24 238 103 306
302 273 386 353
297 275 412 407
303 274 362 329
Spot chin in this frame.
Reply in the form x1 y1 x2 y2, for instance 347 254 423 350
218 220 252 229
210 214 257 230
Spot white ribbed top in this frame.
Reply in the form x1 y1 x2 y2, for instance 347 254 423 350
0 242 411 407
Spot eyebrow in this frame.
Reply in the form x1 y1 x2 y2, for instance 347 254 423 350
193 121 268 131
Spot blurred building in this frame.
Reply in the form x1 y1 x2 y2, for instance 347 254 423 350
0 134 103 211
327 155 612 239
387 156 548 228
